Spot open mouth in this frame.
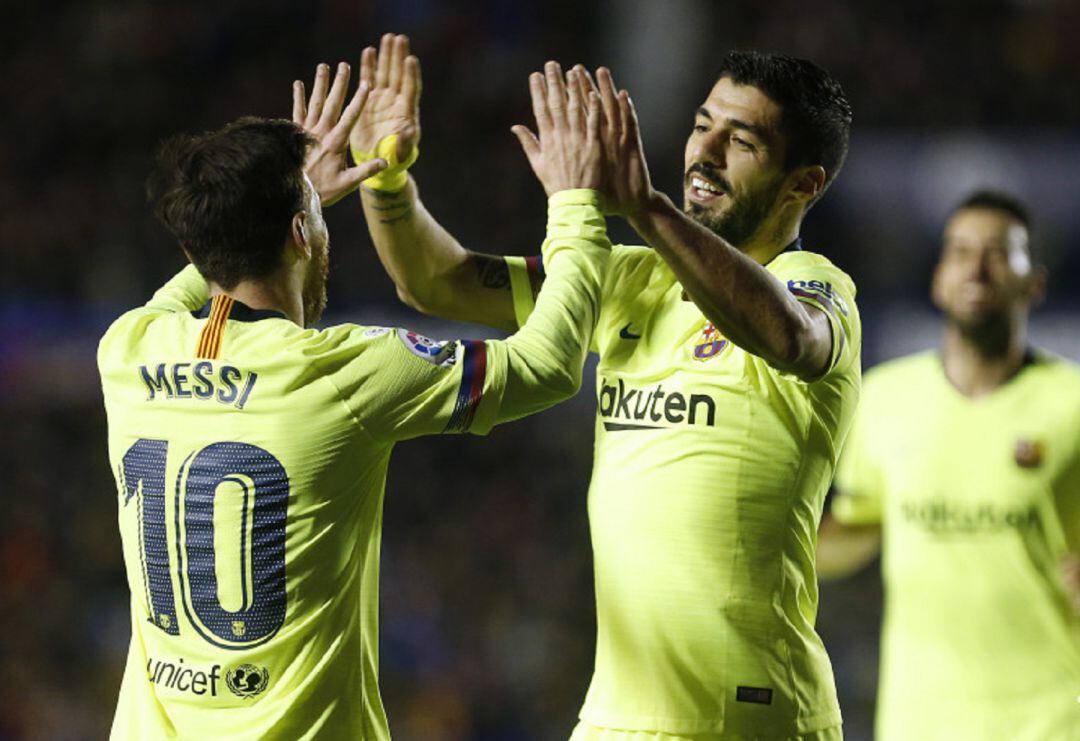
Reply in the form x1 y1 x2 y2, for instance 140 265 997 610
687 175 727 204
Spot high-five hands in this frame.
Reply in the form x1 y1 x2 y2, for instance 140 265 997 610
350 33 421 189
293 62 387 206
512 62 604 197
567 65 657 220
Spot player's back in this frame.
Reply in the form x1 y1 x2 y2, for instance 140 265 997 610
100 293 402 740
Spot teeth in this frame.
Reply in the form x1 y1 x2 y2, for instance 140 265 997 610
692 177 723 194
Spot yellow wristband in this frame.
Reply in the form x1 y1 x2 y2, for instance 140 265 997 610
351 134 419 193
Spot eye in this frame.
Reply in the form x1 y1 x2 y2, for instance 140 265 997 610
733 136 756 152
692 122 708 133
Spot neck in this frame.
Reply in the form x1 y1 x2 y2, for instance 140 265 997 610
743 212 801 265
940 313 1028 399
209 279 304 326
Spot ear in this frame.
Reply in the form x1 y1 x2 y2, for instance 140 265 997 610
787 165 826 207
1026 264 1048 308
287 211 312 262
930 259 947 311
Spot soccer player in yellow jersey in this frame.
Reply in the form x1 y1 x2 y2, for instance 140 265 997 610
99 58 615 738
818 191 1080 740
355 35 860 739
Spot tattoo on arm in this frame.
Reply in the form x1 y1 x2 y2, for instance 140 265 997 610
471 254 511 291
363 188 414 225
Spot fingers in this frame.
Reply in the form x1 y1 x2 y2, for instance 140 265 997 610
585 91 601 147
292 80 307 124
375 33 393 89
619 89 638 146
307 63 331 126
529 72 553 137
350 157 389 184
331 81 371 147
321 62 352 129
359 46 377 90
566 68 584 137
596 67 621 138
510 124 541 166
544 61 567 127
402 55 422 106
388 34 409 92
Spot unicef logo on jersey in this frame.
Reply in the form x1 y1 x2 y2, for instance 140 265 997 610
226 664 270 699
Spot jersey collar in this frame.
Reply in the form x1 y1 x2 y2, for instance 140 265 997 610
192 299 288 323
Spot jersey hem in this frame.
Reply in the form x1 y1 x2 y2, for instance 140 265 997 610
579 707 843 736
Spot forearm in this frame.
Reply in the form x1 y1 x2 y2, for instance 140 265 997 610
492 190 608 421
629 192 823 374
360 178 517 330
816 514 882 580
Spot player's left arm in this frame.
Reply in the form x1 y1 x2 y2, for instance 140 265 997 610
580 67 833 381
144 263 210 312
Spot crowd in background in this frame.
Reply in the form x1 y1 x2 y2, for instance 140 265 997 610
1 1 1077 738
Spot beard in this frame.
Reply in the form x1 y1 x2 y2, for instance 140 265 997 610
301 239 329 328
946 305 1013 356
684 166 784 248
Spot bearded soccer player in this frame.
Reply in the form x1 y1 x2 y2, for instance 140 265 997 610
99 59 613 738
818 191 1080 740
355 35 860 739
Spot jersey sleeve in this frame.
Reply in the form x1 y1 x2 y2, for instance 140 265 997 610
326 189 609 442
506 254 544 329
773 257 860 379
144 264 210 312
831 371 885 525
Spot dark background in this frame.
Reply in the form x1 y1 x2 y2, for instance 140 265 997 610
2 1 1078 738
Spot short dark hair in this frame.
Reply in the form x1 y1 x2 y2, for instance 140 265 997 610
952 189 1032 231
147 117 314 289
950 188 1037 263
717 51 852 204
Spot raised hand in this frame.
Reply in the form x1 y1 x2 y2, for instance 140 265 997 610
293 62 387 206
350 33 421 164
511 61 603 197
568 65 655 219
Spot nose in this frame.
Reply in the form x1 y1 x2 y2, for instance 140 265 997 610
688 130 727 171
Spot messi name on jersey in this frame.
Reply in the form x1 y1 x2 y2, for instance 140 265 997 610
139 362 258 410
597 377 716 431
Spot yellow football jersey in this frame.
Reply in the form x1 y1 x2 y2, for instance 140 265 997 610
511 242 861 736
833 351 1080 741
100 190 609 739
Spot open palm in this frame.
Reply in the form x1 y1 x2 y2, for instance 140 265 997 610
350 33 421 162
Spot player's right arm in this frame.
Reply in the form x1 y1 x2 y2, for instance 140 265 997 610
350 33 529 332
327 59 609 440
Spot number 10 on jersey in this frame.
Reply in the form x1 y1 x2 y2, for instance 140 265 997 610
119 438 289 650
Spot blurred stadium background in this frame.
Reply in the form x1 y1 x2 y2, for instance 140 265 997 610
3 0 1079 738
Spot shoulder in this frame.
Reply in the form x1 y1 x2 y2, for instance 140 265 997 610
863 351 939 398
302 323 459 374
1027 350 1080 402
770 250 857 296
98 306 180 368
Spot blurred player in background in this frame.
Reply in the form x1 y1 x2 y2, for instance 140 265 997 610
818 190 1080 740
99 60 613 737
355 34 859 740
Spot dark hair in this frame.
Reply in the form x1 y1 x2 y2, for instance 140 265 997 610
953 189 1032 231
717 51 852 204
951 188 1037 263
147 117 314 289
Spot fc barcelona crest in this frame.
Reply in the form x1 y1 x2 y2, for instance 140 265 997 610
693 323 728 361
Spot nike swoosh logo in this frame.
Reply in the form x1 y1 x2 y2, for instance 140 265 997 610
619 323 642 340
